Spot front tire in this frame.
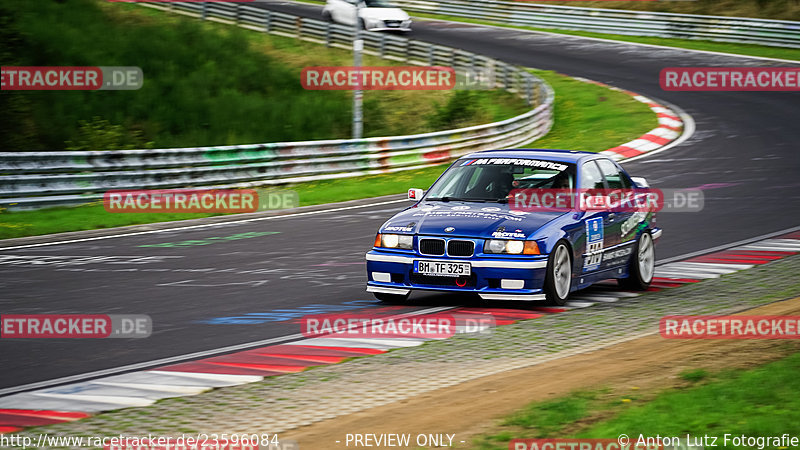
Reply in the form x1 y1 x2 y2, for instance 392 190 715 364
373 292 409 304
618 232 655 290
544 241 572 306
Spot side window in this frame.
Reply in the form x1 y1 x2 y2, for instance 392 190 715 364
596 159 631 189
580 161 605 189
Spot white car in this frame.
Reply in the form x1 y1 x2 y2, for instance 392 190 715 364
323 0 412 32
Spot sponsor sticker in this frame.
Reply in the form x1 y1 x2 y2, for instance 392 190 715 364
460 158 569 171
491 230 526 239
583 217 604 271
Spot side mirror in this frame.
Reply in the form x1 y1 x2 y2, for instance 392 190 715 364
631 177 649 188
408 188 423 201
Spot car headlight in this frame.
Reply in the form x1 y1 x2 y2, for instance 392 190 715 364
374 233 413 249
484 239 540 255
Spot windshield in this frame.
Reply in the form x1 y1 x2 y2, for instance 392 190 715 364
426 158 576 202
364 0 396 7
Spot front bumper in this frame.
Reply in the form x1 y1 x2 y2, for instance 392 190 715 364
365 251 548 301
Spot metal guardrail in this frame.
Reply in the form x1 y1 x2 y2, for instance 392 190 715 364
395 0 800 49
0 2 553 210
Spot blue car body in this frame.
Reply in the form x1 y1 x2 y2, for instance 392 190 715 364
365 149 662 302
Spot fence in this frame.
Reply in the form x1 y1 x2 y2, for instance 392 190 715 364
0 2 553 210
394 0 800 48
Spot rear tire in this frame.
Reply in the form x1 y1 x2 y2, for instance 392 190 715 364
544 241 572 306
618 232 655 290
373 292 409 304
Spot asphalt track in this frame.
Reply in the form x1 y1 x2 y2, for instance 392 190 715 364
1 1 798 391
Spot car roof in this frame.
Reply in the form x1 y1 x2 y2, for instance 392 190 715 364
461 149 603 164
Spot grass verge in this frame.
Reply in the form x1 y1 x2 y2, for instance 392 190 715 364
473 349 800 450
0 70 656 239
0 0 527 150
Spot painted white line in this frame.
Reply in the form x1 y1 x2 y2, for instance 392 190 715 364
105 371 259 387
736 244 800 252
33 393 154 407
653 270 720 279
146 371 263 384
662 262 753 272
649 128 680 139
90 381 209 395
0 393 130 412
36 382 191 400
0 198 409 251
564 301 595 308
288 338 420 349
570 295 619 303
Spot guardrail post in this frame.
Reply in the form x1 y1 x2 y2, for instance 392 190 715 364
525 76 532 107
265 11 272 33
379 34 386 58
451 49 456 68
235 4 240 25
428 44 434 66
201 3 207 20
405 39 411 63
326 23 331 47
296 17 303 39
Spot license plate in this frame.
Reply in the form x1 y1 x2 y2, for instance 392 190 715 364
414 260 471 277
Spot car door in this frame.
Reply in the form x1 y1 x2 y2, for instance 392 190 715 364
595 158 637 269
577 160 611 274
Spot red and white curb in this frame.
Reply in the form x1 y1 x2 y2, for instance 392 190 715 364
572 77 685 161
2 231 799 433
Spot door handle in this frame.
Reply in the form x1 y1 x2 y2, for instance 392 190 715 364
608 213 615 222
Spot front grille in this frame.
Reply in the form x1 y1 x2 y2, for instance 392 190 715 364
384 20 402 27
447 240 474 257
410 273 477 287
419 238 445 256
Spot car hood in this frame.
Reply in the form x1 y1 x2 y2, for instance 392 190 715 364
380 202 567 239
360 8 409 20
